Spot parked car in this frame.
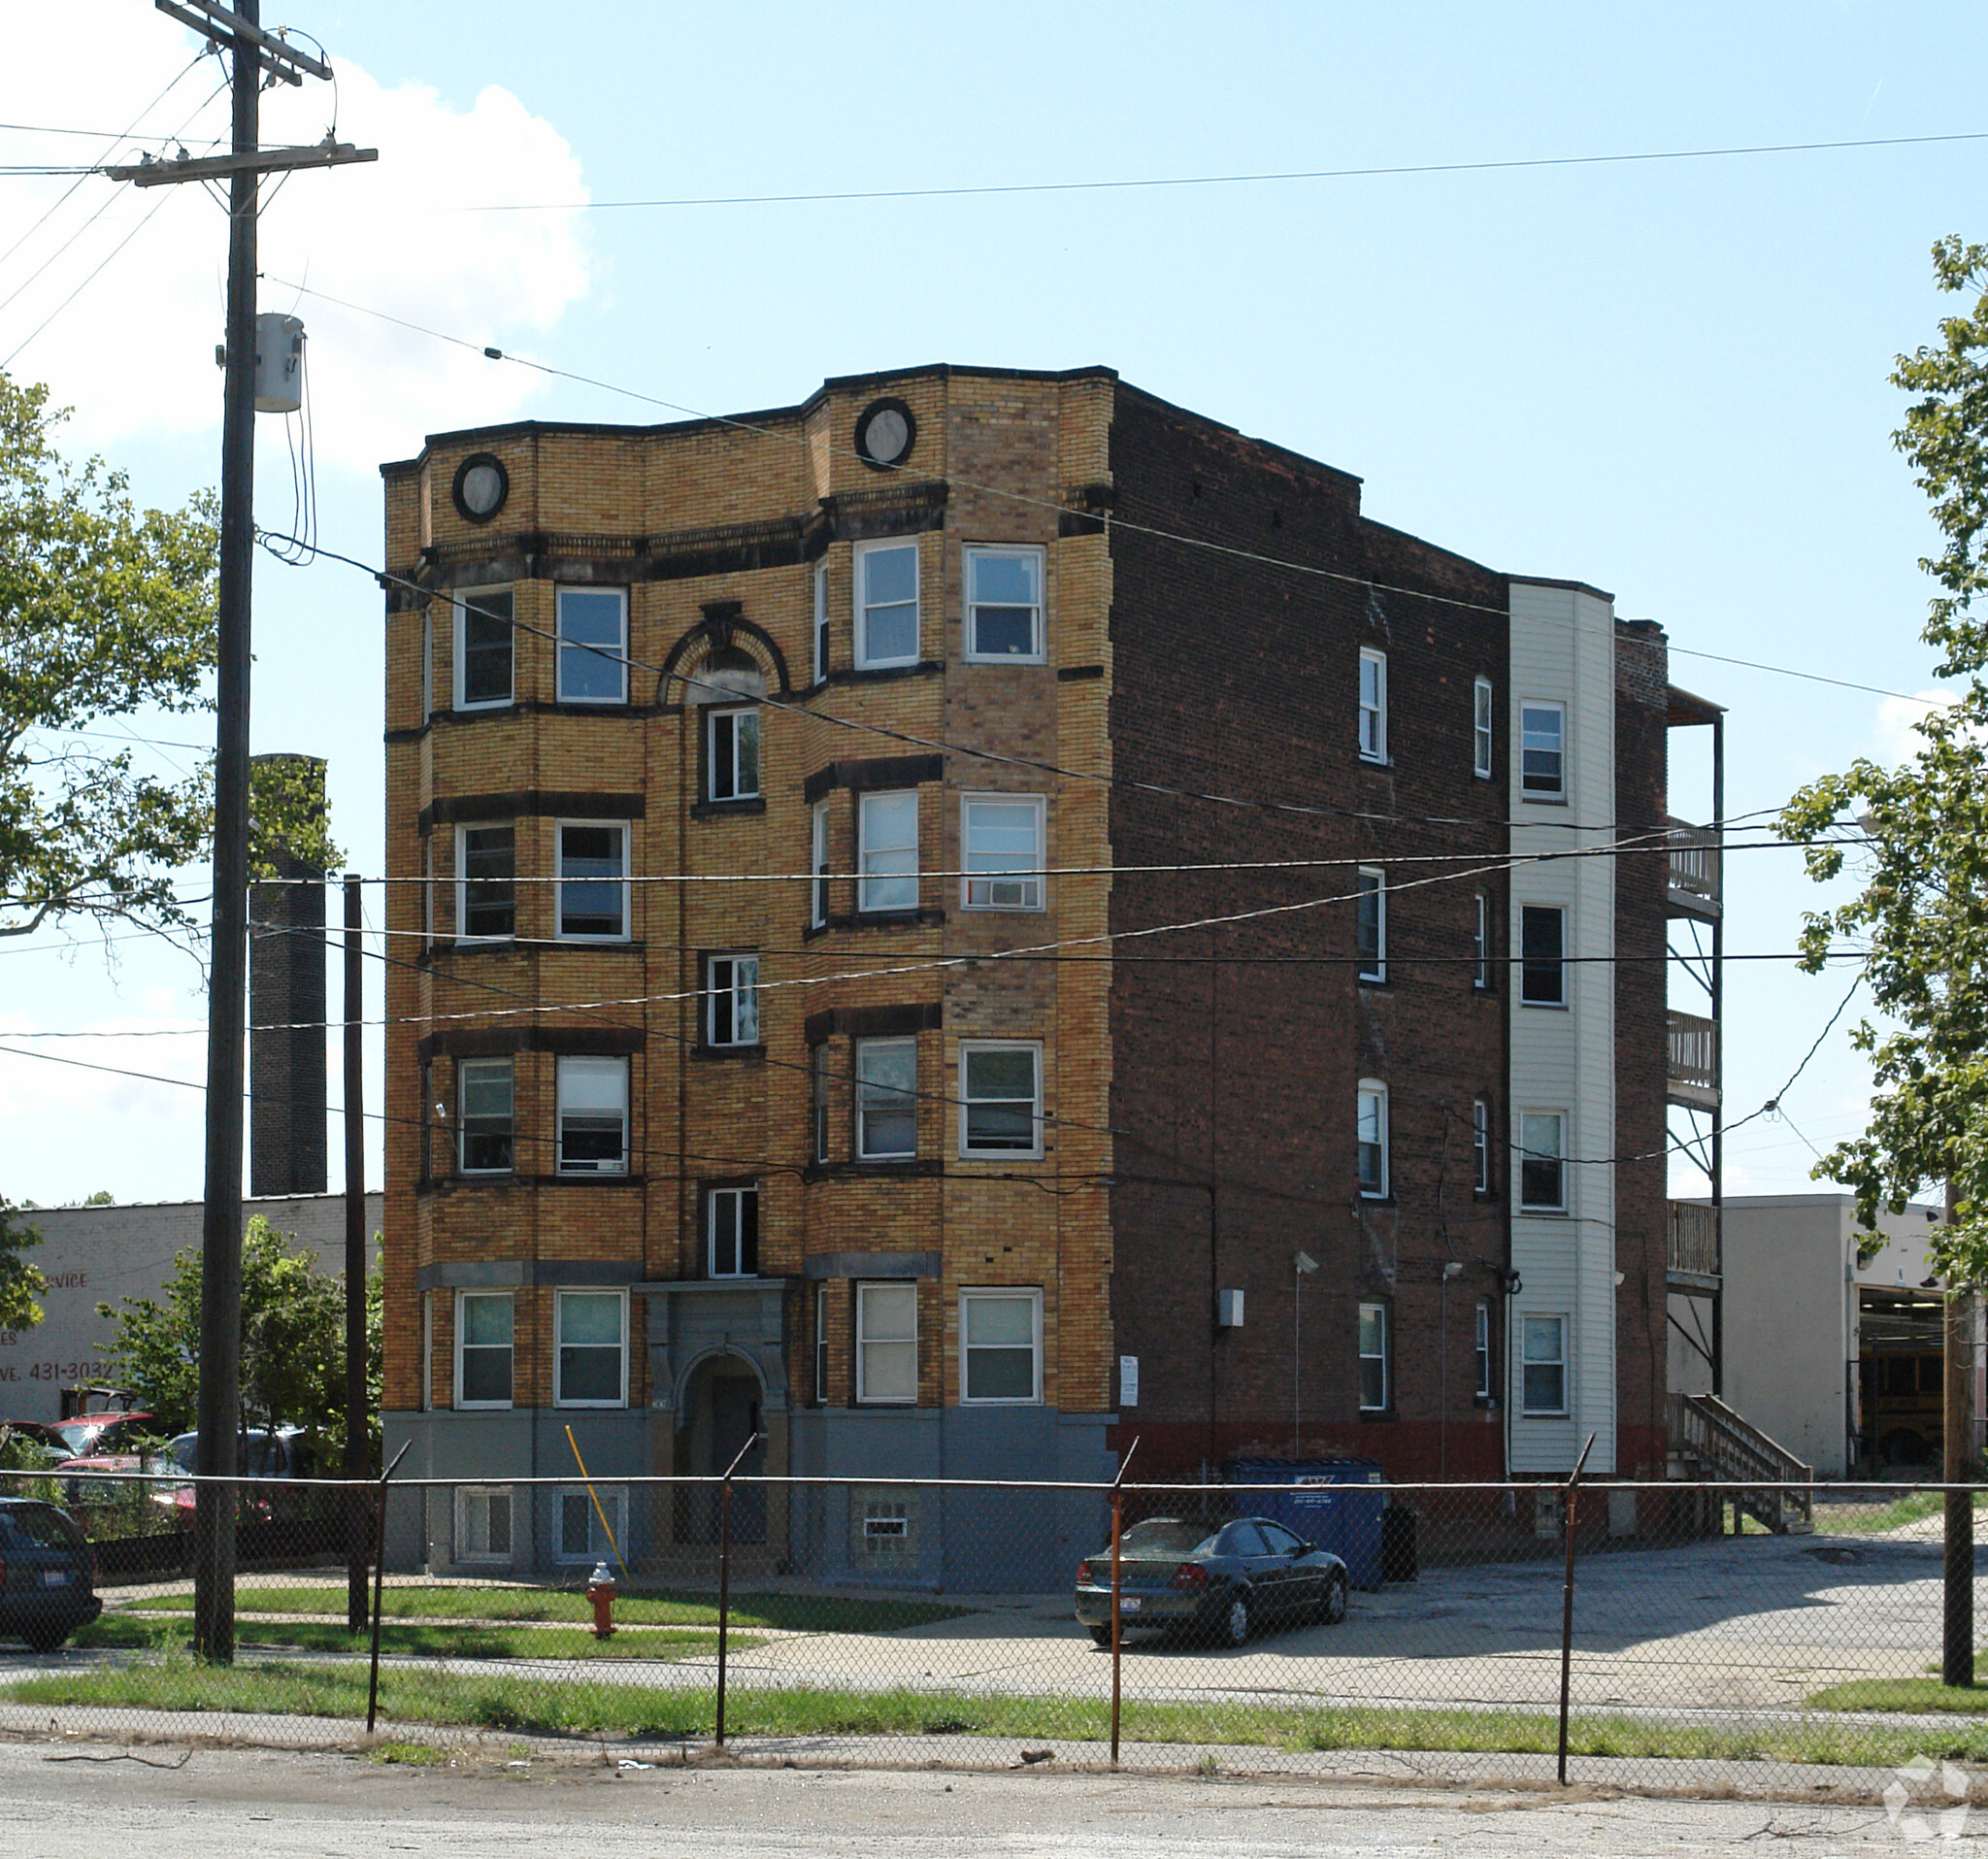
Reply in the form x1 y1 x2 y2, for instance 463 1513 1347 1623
165 1426 315 1479
51 1454 195 1539
49 1411 158 1460
0 1495 101 1652
0 1421 72 1468
1073 1514 1349 1647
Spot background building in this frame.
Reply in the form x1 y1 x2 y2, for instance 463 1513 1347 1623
379 365 1706 1581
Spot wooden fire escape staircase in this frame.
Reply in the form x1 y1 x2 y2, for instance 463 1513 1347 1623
1668 1391 1814 1535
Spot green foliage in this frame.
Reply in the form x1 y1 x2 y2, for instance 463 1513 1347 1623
94 1213 381 1460
0 1197 47 1332
1778 239 1988 1282
0 372 337 944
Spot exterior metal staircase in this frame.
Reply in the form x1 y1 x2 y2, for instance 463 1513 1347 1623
1668 1391 1814 1535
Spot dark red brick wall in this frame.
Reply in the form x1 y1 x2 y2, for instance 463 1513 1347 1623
1102 384 1511 1483
1613 621 1673 1478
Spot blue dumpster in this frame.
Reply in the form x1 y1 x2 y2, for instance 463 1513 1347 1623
1225 1457 1386 1590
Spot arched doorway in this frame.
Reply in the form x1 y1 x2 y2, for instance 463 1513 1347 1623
677 1351 767 1544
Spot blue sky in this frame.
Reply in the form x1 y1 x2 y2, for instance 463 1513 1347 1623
1 0 1983 1206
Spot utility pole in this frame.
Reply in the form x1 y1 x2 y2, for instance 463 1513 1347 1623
108 0 375 1663
1943 1180 1975 1688
344 872 368 1632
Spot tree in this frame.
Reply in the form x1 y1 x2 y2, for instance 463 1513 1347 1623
1779 237 1988 1281
0 371 336 944
94 1214 381 1460
0 1197 47 1332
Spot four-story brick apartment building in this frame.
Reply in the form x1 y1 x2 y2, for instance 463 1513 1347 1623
380 365 1702 1584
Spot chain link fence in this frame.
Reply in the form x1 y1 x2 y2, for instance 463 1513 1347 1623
3 1465 1985 1798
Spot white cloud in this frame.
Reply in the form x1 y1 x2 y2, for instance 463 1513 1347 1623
0 1015 204 1131
0 4 589 467
1872 688 1958 762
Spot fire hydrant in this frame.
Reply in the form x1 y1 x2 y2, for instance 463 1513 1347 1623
587 1560 615 1639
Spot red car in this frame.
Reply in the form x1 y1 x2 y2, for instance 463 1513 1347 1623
50 1454 195 1541
50 1413 159 1460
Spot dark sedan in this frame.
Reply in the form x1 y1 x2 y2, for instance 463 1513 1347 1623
0 1496 101 1652
1074 1513 1348 1647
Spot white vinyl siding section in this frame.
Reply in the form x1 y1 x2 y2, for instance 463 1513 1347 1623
1505 580 1617 1474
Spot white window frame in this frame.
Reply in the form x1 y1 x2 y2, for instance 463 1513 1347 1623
963 543 1045 663
1358 647 1387 762
1520 700 1566 798
555 819 630 944
1521 1313 1570 1416
959 1287 1044 1405
708 1185 759 1278
958 1041 1044 1159
454 1484 515 1565
706 952 761 1047
1358 1300 1390 1412
1356 867 1386 982
811 1041 832 1165
453 583 514 712
422 835 435 950
708 705 762 803
421 605 434 720
455 821 516 942
456 1056 514 1177
812 559 830 684
556 1055 630 1177
1473 1097 1491 1195
555 1484 627 1563
1474 1302 1492 1400
854 539 920 670
1474 676 1494 779
855 1280 918 1406
454 1289 514 1410
961 793 1046 911
1357 1079 1389 1199
814 1283 829 1405
1519 904 1566 1007
1518 1111 1568 1212
810 798 830 928
553 1288 629 1409
421 1292 435 1411
555 584 628 706
857 789 919 913
1473 890 1491 990
855 1036 918 1160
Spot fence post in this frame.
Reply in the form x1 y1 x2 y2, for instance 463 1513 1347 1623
713 1431 762 1751
365 1442 411 1736
1109 1438 1140 1770
1556 1434 1596 1787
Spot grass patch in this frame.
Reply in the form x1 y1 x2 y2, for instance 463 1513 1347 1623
17 1659 1988 1768
77 1614 745 1663
1809 1676 1988 1715
370 1739 449 1766
137 1583 967 1635
1831 1491 1988 1535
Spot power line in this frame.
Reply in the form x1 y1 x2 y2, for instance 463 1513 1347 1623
440 129 1988 215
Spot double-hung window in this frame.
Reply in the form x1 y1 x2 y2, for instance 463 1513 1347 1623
457 823 515 941
960 1043 1043 1156
810 799 830 928
1522 1314 1568 1414
556 1056 628 1175
814 1284 830 1404
1356 867 1386 981
1358 1301 1390 1412
858 789 918 913
556 586 627 704
811 1042 832 1164
855 540 919 668
1474 1303 1493 1400
709 707 761 802
1357 1080 1389 1198
1520 701 1565 797
964 545 1044 661
554 1289 627 1407
457 1057 514 1175
962 794 1044 909
960 1288 1042 1403
1519 905 1565 1006
709 1186 759 1278
856 1281 917 1404
1473 1097 1492 1194
1358 648 1387 762
456 585 514 710
557 821 629 942
855 1037 916 1159
812 560 830 684
455 1291 514 1408
1474 676 1494 779
1473 891 1492 990
706 953 760 1047
456 1485 513 1562
558 1485 626 1560
1518 1112 1567 1211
